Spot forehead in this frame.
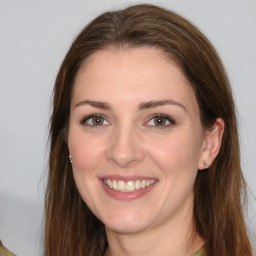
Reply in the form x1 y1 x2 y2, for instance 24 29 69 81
76 46 185 84
72 46 198 114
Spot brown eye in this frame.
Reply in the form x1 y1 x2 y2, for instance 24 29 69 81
146 114 175 128
81 114 110 127
91 116 104 125
154 117 167 126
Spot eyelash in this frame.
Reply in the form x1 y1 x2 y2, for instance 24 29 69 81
145 114 176 129
80 114 110 128
80 113 176 129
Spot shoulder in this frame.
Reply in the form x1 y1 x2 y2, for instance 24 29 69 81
192 247 206 256
0 241 16 256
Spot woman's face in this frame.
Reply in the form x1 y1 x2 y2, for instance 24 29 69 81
68 47 207 234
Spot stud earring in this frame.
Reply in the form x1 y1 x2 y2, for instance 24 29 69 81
203 160 208 167
69 155 72 163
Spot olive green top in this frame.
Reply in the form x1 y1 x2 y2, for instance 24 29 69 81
192 247 206 256
0 241 16 256
0 239 205 256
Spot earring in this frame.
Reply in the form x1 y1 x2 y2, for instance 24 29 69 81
69 155 72 163
203 160 207 167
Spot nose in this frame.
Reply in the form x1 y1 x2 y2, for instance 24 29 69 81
106 125 145 168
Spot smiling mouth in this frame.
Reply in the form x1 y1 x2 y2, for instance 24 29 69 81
103 179 156 192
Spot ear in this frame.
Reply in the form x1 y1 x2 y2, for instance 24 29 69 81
198 118 225 170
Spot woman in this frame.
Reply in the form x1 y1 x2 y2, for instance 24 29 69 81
45 4 252 256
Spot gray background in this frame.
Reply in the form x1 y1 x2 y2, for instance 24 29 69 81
0 0 255 255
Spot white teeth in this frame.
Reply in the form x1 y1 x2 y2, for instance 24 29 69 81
146 180 154 186
135 180 141 190
141 180 146 189
104 179 155 192
112 180 118 190
118 181 126 191
107 179 112 188
126 181 135 192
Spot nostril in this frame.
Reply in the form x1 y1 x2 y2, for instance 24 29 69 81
107 157 139 168
106 146 145 168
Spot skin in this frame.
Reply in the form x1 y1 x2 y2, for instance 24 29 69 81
68 47 224 256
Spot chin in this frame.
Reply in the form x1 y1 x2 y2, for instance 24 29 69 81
102 210 152 234
106 221 148 234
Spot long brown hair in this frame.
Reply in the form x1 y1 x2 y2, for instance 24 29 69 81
45 4 252 256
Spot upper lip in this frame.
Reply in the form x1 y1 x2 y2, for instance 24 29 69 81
99 175 158 182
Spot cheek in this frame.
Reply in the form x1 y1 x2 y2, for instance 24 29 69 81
68 131 106 174
146 130 203 175
68 132 107 213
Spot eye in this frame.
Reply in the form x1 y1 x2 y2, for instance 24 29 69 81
145 114 175 128
81 114 110 127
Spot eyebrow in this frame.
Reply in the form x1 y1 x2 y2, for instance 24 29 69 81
74 100 111 110
139 99 187 112
74 99 187 112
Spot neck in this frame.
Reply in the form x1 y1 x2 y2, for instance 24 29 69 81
104 202 204 256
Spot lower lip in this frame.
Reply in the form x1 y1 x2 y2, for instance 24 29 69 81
99 179 157 201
